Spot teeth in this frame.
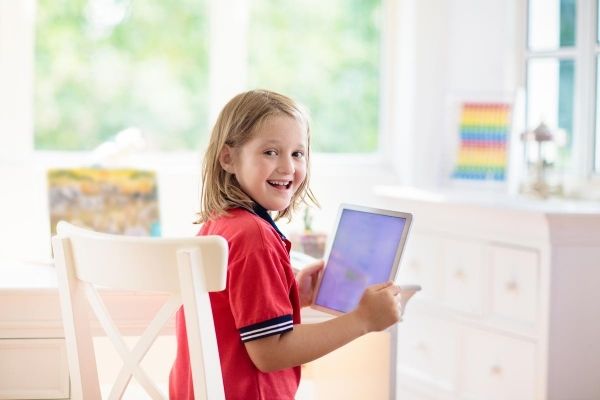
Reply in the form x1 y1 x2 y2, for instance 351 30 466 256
268 180 289 186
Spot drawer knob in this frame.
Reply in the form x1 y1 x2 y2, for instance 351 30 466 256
454 268 466 280
505 280 519 293
490 365 503 376
415 341 428 352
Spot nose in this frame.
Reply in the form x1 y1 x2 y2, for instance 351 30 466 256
276 155 295 175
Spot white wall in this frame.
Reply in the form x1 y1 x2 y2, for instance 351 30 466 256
408 0 525 188
299 0 525 229
0 1 34 160
0 155 398 261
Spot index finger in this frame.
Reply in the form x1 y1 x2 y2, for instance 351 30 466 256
369 281 394 291
301 260 325 274
388 285 401 296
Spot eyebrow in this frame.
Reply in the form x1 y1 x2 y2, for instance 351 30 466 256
261 139 306 149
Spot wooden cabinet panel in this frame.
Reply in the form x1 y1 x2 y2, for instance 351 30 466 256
396 316 458 393
399 232 441 303
489 245 539 326
0 338 69 400
440 238 485 316
460 329 536 400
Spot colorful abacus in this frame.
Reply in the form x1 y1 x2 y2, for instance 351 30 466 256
452 102 511 181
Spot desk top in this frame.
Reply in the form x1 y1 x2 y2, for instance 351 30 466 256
0 259 331 326
375 185 600 214
0 260 57 290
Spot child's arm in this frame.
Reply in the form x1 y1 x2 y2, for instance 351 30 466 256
244 281 400 372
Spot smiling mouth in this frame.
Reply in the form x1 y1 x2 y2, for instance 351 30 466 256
267 180 292 189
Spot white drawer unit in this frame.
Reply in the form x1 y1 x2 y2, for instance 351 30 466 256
377 187 600 400
0 338 70 400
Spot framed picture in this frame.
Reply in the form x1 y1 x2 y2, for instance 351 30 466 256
441 92 521 192
47 167 161 236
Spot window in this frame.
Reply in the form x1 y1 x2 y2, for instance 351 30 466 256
248 0 381 153
596 0 600 171
34 0 382 153
35 0 209 151
526 0 599 175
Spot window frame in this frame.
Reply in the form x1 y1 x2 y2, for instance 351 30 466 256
0 0 399 171
525 0 599 178
594 0 600 172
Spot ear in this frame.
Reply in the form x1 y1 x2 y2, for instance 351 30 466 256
219 144 236 174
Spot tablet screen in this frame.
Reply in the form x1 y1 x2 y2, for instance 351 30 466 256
313 207 409 314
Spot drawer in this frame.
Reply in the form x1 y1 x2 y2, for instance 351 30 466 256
440 238 485 315
460 329 536 400
396 380 455 400
490 245 539 325
396 385 436 400
396 385 445 400
397 232 440 302
396 316 458 392
0 338 70 399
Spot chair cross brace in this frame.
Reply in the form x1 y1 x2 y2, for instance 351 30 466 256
83 283 181 400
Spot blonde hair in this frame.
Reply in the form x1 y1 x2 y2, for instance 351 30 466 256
198 89 319 223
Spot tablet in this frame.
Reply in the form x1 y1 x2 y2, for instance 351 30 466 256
311 204 413 315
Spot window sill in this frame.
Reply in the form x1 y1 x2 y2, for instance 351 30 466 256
3 150 390 178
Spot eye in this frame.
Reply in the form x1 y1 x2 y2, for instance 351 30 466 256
292 151 305 159
264 150 277 156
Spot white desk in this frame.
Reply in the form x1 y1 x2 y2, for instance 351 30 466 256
0 261 179 399
0 262 390 400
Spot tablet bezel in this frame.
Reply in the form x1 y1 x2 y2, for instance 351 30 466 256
310 203 413 316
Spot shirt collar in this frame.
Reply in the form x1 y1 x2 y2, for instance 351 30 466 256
251 203 287 240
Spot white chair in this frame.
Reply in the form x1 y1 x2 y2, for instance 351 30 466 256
51 221 228 400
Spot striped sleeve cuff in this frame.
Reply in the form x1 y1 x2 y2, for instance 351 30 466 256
239 315 293 342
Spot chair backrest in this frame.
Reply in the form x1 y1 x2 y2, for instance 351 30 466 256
52 221 228 400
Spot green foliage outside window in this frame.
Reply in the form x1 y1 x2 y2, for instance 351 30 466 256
248 0 381 153
559 0 576 47
35 0 209 150
35 0 380 153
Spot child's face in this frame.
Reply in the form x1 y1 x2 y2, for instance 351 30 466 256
222 115 308 212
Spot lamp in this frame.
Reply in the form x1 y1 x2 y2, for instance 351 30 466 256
519 122 564 198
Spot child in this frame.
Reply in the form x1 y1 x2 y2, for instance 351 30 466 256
170 89 402 399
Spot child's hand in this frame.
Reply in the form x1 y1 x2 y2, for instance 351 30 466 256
295 259 324 308
353 282 402 333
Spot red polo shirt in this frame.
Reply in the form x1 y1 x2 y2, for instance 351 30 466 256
170 208 301 399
